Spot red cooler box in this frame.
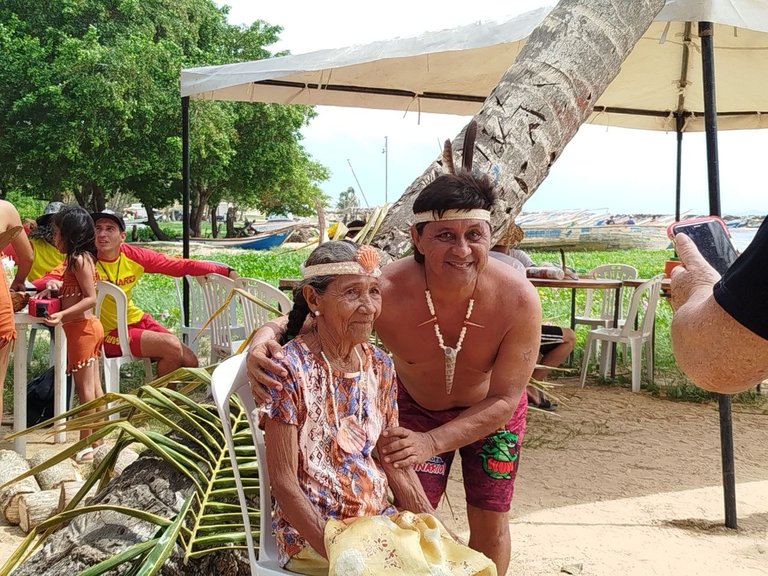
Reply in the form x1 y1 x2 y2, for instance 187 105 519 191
28 297 61 318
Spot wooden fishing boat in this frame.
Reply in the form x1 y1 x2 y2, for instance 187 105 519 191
191 225 295 250
519 224 671 251
515 210 673 251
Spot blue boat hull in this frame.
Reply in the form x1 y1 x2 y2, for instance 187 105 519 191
236 230 292 250
191 228 294 250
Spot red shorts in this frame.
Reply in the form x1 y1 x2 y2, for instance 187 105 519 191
103 313 171 358
397 379 527 513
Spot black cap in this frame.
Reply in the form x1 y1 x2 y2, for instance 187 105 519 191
91 209 125 231
36 201 66 226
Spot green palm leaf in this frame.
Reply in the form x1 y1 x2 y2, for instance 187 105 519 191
0 367 260 576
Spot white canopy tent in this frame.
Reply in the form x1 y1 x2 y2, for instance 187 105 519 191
181 1 768 132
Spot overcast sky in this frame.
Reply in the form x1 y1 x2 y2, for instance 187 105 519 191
213 0 768 216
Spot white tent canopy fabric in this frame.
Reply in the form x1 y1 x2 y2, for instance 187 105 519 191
180 0 768 131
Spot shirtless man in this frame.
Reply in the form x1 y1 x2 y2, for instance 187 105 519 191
248 171 541 573
92 210 236 376
0 199 34 425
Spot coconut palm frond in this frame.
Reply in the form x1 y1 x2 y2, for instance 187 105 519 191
351 204 390 245
0 369 260 576
331 221 349 240
77 539 160 576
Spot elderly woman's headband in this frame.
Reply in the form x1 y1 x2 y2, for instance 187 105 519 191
412 120 491 224
301 245 382 279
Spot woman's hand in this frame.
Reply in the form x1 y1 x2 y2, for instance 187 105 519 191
43 311 63 326
246 339 287 404
45 279 63 292
379 428 437 468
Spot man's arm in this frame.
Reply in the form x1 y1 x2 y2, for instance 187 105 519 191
671 233 768 393
120 244 235 278
1 202 34 291
264 417 328 558
380 280 541 467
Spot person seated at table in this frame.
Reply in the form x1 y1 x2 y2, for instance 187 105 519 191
90 210 238 376
264 240 495 575
491 224 574 411
0 200 33 427
5 202 67 290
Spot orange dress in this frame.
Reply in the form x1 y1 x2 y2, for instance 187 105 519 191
60 268 104 374
0 271 15 350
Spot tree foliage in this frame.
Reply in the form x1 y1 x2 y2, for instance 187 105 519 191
0 0 328 236
336 186 360 221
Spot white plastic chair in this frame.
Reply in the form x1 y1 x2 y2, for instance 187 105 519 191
580 274 665 392
210 353 289 575
236 277 292 346
95 281 153 407
174 276 209 355
197 273 239 363
574 264 638 329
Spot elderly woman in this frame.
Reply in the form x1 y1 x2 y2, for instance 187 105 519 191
264 241 495 576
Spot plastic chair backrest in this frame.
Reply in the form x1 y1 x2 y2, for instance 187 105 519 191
236 277 292 337
619 274 665 339
198 273 237 360
584 264 638 320
95 280 133 358
210 353 283 574
174 276 208 328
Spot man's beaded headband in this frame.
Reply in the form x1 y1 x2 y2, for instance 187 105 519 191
301 245 382 279
412 208 492 224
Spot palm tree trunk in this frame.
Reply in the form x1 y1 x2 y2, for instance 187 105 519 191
10 450 249 575
373 0 667 257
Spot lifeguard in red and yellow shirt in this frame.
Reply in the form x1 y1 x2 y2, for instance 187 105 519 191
92 210 235 376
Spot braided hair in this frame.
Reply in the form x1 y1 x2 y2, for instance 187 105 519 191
281 240 360 345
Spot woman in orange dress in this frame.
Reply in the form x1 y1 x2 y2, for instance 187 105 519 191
43 207 104 461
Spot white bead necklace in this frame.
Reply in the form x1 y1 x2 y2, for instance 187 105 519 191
423 288 477 395
320 346 367 453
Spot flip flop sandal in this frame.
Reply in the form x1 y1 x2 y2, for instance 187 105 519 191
74 446 94 463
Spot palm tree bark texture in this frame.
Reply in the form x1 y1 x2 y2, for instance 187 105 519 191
373 0 667 258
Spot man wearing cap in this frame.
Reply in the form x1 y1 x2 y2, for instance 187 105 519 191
92 210 237 376
248 170 541 573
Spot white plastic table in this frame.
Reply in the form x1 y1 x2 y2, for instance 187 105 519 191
13 309 67 456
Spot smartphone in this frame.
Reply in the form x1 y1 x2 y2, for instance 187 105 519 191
667 216 738 275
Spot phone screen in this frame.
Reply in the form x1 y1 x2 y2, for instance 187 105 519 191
672 220 737 275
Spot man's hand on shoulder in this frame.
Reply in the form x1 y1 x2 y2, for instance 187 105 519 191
670 233 721 312
246 337 287 404
379 427 437 469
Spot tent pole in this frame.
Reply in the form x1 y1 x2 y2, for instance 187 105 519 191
182 96 191 333
700 20 737 531
675 114 683 222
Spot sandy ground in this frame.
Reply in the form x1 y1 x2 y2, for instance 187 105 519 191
2 379 767 575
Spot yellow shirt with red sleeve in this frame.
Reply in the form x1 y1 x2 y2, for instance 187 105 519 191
95 243 231 333
29 238 66 281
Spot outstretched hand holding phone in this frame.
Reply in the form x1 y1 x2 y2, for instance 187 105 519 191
667 216 738 275
669 233 721 313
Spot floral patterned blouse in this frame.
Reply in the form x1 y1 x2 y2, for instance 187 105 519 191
267 337 398 566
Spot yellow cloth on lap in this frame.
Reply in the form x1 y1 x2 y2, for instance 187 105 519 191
323 511 496 576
